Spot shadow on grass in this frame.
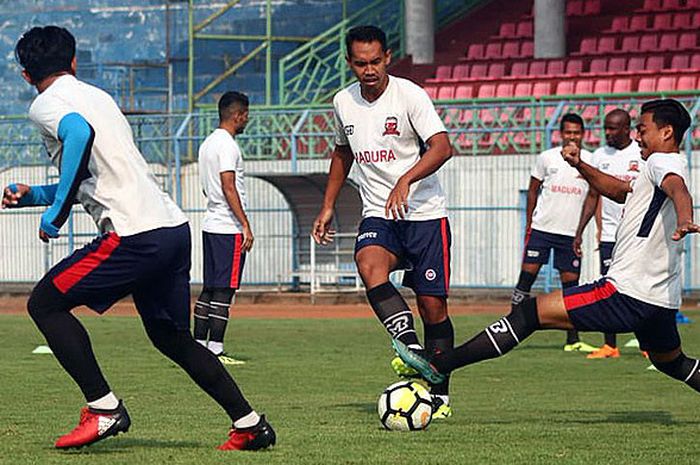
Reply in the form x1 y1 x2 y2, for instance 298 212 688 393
470 410 700 427
332 402 376 413
56 438 200 454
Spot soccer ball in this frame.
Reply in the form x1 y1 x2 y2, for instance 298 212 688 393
377 380 433 431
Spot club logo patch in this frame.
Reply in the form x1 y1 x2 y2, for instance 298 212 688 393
526 250 540 257
425 269 436 281
344 125 354 136
572 259 580 268
629 160 640 172
382 116 400 136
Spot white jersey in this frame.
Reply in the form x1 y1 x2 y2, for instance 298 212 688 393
592 143 644 242
28 75 187 236
333 75 448 220
198 128 247 234
530 146 593 236
606 153 688 309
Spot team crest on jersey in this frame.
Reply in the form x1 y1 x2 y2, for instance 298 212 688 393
344 125 354 136
600 163 610 170
382 116 400 136
547 167 558 175
425 269 436 281
628 160 640 172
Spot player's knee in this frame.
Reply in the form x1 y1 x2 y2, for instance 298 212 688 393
652 353 697 381
211 288 235 305
197 288 213 303
510 297 540 331
27 278 70 322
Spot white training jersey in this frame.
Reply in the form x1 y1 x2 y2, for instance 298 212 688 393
592 143 644 242
198 128 247 234
606 152 688 309
333 75 448 220
28 75 187 236
530 146 593 236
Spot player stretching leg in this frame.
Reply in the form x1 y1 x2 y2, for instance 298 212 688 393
194 91 252 366
311 26 454 418
3 26 274 450
395 99 700 396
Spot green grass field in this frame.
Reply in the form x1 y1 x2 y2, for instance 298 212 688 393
2 312 700 465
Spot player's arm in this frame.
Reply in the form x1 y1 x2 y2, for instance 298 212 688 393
385 132 452 219
661 173 700 241
2 183 58 208
221 170 253 252
573 187 600 257
38 112 95 242
524 176 541 233
561 143 631 203
311 144 354 245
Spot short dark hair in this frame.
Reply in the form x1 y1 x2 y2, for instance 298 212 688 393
15 26 76 83
218 91 249 121
560 113 585 132
641 98 691 145
345 25 387 57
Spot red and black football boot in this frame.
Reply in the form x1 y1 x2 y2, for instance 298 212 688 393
54 400 131 449
217 415 276 451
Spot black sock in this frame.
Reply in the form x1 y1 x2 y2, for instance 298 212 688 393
511 271 537 308
424 318 454 396
562 280 579 344
143 320 253 422
366 282 420 346
193 299 211 342
653 353 700 393
208 288 235 349
604 333 617 348
434 298 540 373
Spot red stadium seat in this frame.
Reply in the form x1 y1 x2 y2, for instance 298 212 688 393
679 33 697 49
520 41 534 57
609 17 628 32
639 35 658 52
575 79 594 94
435 65 452 80
477 84 496 98
533 82 552 97
597 37 616 54
424 85 438 99
529 61 547 76
621 36 640 52
641 0 662 11
514 82 533 97
689 0 700 8
566 59 584 75
630 15 649 31
673 13 691 29
502 41 520 59
437 85 455 100
583 0 601 15
488 63 506 78
467 44 484 59
627 56 646 71
676 75 696 90
470 63 488 78
453 64 470 79
589 58 608 73
608 57 626 72
496 83 514 98
516 21 533 38
638 77 657 92
661 0 680 9
548 60 565 75
567 0 584 16
556 81 575 95
646 55 665 71
582 104 598 120
455 84 474 99
498 23 516 38
656 76 676 91
693 11 700 27
653 13 673 30
691 53 700 68
594 79 612 94
670 54 689 70
612 78 632 93
659 33 678 51
485 43 502 58
510 61 529 77
578 37 597 54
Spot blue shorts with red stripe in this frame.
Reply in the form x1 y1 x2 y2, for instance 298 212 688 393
563 278 680 352
202 231 246 289
523 229 581 273
354 217 451 297
46 223 192 330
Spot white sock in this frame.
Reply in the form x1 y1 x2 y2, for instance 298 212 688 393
408 344 423 350
233 411 260 429
435 394 450 405
208 341 223 355
196 339 207 348
88 392 119 410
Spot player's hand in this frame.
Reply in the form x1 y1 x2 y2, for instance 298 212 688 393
385 177 410 220
242 223 254 252
2 183 30 208
573 234 583 257
38 229 52 243
561 142 581 167
311 207 336 245
672 220 700 241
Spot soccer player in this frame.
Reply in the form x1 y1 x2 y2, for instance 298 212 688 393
512 113 598 353
573 109 642 359
194 91 252 366
394 99 700 398
310 25 454 418
2 26 274 450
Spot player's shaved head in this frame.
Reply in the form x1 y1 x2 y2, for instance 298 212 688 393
218 91 249 122
604 109 632 150
606 109 631 127
15 26 76 84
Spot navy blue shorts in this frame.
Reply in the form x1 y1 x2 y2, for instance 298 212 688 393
202 231 246 289
564 278 680 352
354 217 451 297
523 229 581 273
599 241 615 275
47 223 192 330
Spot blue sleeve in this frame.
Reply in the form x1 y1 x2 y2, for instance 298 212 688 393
11 183 58 207
40 112 94 237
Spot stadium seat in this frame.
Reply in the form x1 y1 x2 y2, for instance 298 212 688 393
498 22 517 38
567 0 584 16
629 15 649 31
435 65 452 80
485 43 502 59
516 21 533 38
670 54 689 70
690 53 700 68
638 77 657 92
661 0 680 9
639 35 658 52
455 84 474 99
477 84 496 98
673 13 691 29
609 17 628 32
471 63 488 78
437 85 455 100
575 79 594 94
627 56 646 72
496 83 514 98
514 82 532 97
488 63 506 78
520 41 534 57
583 0 601 15
641 0 662 11
589 58 608 73
646 55 665 71
689 0 700 8
659 33 678 51
594 79 612 94
679 32 697 49
565 59 583 75
556 81 575 95
653 13 673 30
532 82 552 97
597 37 616 54
453 64 470 79
621 36 640 52
693 11 700 27
676 75 696 90
547 60 565 75
608 57 626 73
612 78 632 93
510 61 529 77
467 44 484 59
502 41 520 59
578 37 597 54
582 104 598 120
529 61 547 76
424 85 438 99
656 76 676 91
